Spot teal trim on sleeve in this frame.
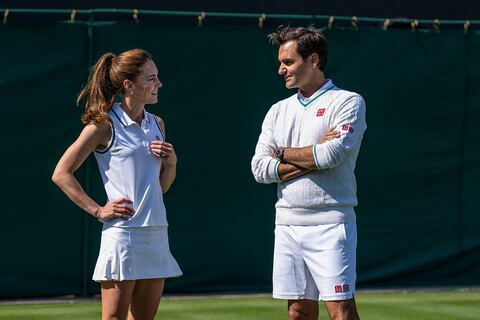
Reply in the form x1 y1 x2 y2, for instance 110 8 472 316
313 145 321 169
274 159 281 182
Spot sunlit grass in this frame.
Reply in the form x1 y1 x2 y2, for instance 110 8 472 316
0 290 479 320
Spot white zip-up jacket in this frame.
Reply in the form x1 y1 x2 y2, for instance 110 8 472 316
251 80 367 225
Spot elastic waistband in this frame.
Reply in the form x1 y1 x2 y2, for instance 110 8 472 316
275 207 356 225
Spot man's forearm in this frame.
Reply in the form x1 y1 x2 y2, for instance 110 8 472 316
282 146 318 170
278 161 312 182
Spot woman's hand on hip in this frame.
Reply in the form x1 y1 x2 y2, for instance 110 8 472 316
96 198 135 220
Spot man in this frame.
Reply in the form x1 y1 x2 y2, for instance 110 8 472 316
251 26 366 320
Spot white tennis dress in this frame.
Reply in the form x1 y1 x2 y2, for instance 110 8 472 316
92 103 182 281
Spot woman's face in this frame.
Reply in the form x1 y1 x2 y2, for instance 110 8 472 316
131 60 162 105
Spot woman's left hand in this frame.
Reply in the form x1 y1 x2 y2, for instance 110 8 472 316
151 140 177 165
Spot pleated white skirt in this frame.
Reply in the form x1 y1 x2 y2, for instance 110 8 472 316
92 225 182 282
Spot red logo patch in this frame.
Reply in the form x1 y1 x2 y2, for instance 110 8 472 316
316 108 325 117
341 124 354 133
334 284 350 293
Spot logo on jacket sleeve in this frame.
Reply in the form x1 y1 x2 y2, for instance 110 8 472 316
316 108 326 117
341 124 354 133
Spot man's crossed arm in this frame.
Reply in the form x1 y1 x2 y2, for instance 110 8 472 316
276 128 339 182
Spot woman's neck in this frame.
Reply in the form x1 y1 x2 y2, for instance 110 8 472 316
121 98 144 124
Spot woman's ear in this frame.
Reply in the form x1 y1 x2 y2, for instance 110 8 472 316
122 79 134 95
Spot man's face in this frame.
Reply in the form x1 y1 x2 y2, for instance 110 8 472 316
277 40 312 89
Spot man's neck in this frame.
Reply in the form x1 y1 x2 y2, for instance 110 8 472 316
299 75 327 98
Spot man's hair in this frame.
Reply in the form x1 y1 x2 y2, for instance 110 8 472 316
268 26 328 71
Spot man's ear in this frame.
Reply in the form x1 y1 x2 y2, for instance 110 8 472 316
310 53 319 68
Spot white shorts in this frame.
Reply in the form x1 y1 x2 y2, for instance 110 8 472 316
93 225 182 282
272 223 357 301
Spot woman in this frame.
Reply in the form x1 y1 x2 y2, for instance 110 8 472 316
52 49 182 320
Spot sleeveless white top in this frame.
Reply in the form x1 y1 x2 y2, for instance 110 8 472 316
94 103 168 228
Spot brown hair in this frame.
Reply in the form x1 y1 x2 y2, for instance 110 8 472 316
268 26 328 71
77 49 152 125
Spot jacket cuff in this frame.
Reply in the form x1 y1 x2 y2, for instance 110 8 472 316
313 144 323 169
269 158 281 182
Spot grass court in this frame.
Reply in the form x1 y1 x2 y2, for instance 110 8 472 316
0 290 479 319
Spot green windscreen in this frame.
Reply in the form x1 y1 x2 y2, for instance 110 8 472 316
1 21 478 298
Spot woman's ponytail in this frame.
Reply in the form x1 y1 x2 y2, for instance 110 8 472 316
77 53 117 125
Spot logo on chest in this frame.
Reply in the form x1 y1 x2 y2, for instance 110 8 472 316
316 108 326 117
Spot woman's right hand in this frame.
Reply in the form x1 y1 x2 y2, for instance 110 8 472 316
96 197 135 220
